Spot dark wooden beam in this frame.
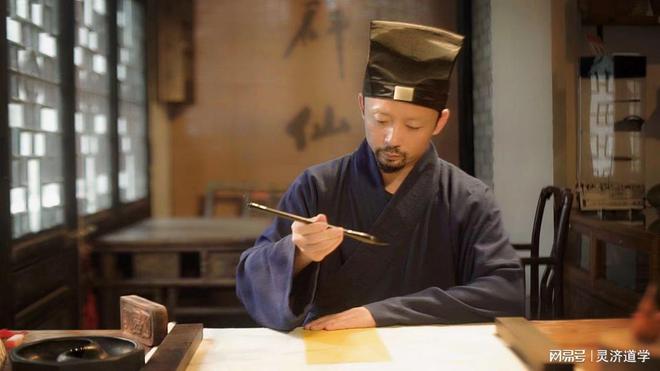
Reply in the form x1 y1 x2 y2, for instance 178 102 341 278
457 0 475 175
58 0 80 328
142 0 153 214
0 0 12 328
60 0 77 231
109 0 120 211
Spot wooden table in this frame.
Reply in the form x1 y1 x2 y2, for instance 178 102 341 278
498 318 658 370
5 319 658 370
189 323 527 370
93 218 272 328
185 318 658 370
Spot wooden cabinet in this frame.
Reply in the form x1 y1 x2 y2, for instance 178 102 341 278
564 212 659 318
92 218 271 328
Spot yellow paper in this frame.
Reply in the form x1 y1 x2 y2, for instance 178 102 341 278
303 328 391 364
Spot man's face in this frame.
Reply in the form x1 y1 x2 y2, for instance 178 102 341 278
361 96 446 174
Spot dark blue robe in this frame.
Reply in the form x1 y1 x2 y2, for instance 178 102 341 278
236 140 524 331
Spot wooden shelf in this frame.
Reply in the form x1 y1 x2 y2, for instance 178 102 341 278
579 0 660 26
582 15 660 26
174 306 247 316
563 211 659 318
94 278 236 288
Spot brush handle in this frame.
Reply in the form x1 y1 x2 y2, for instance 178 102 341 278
247 203 386 245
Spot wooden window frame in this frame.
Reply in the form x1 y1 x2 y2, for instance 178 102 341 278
0 0 151 328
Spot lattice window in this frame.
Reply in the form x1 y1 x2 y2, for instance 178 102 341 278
74 0 112 214
8 0 64 238
117 0 146 202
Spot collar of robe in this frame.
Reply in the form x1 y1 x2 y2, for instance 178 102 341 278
353 139 439 245
344 140 440 281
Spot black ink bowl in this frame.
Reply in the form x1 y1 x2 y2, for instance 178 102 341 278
10 336 143 371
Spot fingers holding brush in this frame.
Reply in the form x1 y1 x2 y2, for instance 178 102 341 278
291 214 344 262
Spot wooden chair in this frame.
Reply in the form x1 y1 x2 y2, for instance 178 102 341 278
514 186 573 320
198 183 283 218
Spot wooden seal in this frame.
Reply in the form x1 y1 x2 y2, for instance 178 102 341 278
120 295 168 347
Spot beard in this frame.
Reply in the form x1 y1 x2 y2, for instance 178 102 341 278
375 146 407 173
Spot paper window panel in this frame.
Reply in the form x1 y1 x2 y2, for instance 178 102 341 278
117 0 147 202
7 0 64 238
74 0 112 214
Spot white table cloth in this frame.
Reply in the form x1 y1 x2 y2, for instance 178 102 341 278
187 324 527 370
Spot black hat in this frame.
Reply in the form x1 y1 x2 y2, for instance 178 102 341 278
362 20 464 112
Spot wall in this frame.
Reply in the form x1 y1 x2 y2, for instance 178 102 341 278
490 0 555 245
157 0 461 216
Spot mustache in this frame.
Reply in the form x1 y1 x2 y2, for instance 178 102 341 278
377 146 402 155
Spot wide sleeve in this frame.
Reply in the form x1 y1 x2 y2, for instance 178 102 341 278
235 171 322 331
364 186 525 326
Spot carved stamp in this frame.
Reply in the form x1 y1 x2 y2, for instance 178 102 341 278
120 295 168 347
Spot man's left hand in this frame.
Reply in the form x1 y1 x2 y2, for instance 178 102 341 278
304 307 376 331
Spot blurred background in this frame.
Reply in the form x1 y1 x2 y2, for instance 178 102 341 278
0 0 658 330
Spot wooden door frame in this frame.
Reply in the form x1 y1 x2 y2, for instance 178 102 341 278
457 0 475 175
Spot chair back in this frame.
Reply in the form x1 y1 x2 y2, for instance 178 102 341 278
528 186 573 320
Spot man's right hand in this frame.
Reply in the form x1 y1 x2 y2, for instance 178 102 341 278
292 214 343 274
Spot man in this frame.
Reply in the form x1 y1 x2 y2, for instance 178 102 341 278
236 20 524 331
